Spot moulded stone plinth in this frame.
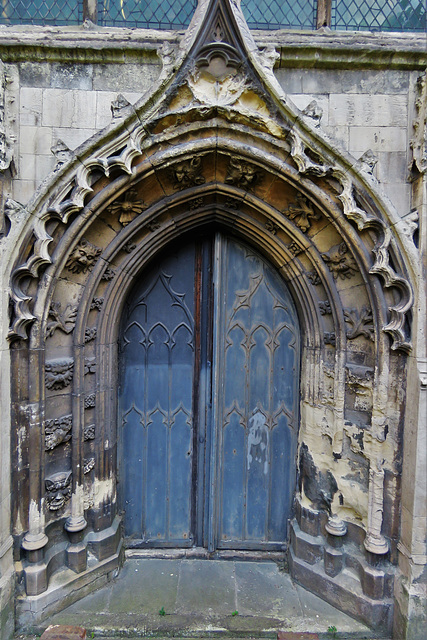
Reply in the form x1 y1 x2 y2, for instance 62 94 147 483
324 544 344 577
66 541 87 574
361 563 386 600
65 516 87 534
364 532 389 556
290 520 323 565
325 514 347 538
22 532 48 552
23 561 48 596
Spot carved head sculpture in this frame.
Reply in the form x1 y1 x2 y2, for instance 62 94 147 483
45 358 74 391
45 471 72 511
65 238 102 274
171 156 205 190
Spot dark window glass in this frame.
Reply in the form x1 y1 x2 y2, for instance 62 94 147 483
98 0 197 29
0 0 81 25
241 0 316 29
332 0 427 31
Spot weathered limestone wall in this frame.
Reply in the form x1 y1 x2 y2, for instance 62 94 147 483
0 20 425 640
278 68 413 217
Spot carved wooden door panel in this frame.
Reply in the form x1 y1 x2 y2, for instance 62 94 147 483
209 237 300 550
119 235 300 550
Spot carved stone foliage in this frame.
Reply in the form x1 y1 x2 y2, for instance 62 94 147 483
84 358 96 375
225 197 240 209
84 394 96 409
225 156 260 190
83 458 95 474
319 300 332 315
284 193 320 233
90 297 104 311
188 65 249 106
45 358 74 390
45 471 72 511
324 332 336 346
344 307 375 341
45 414 72 451
84 327 97 343
107 189 146 226
307 271 321 286
102 267 116 281
321 242 357 280
84 424 95 441
145 220 161 232
189 197 204 210
265 220 278 234
65 239 101 274
170 156 205 190
46 302 78 338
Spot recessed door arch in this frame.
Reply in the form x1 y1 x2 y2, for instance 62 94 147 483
118 232 300 551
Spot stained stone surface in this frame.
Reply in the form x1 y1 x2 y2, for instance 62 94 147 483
18 558 383 639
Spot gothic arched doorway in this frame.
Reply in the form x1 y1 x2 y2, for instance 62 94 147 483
118 233 300 551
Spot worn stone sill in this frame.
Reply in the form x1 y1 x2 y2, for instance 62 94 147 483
0 23 425 68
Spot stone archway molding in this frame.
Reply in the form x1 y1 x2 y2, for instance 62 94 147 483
6 0 420 634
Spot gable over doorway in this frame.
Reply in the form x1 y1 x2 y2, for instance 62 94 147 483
119 233 300 551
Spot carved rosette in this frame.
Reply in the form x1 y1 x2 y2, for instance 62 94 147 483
107 189 146 226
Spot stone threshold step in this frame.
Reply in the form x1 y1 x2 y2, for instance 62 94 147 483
16 629 391 640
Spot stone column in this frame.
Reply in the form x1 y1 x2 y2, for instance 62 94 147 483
65 349 87 573
22 351 48 595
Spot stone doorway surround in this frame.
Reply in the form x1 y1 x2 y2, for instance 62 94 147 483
0 2 425 640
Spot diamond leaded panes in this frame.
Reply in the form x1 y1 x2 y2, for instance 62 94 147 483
0 0 81 25
241 0 317 29
332 0 427 31
98 0 197 28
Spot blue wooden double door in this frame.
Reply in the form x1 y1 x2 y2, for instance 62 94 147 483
119 234 300 551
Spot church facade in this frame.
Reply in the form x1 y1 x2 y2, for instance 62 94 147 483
0 1 425 639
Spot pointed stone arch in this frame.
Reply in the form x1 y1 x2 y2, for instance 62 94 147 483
6 0 419 634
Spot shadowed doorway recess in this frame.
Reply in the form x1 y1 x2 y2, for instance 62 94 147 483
119 233 300 552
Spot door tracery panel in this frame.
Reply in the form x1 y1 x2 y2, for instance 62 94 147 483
119 234 300 550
